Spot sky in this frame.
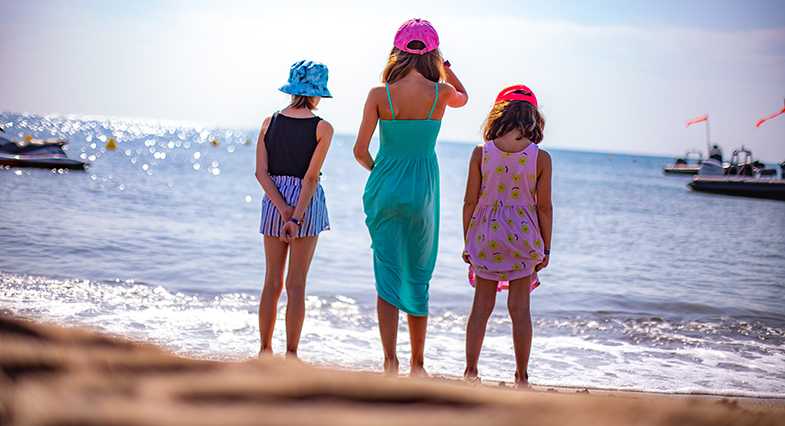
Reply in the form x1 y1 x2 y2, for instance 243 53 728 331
1 0 784 161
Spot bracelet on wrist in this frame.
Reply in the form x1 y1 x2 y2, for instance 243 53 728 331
288 217 301 227
544 250 550 255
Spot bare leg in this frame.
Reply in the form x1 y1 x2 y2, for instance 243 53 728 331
259 236 288 355
407 314 429 378
508 275 533 387
377 296 400 376
283 235 319 358
464 276 498 380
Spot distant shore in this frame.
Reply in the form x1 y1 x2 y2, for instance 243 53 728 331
1 313 783 426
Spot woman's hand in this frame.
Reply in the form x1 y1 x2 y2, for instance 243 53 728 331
462 250 471 264
535 254 549 272
278 206 296 243
280 220 299 243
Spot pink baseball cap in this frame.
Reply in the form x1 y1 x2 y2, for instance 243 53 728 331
393 18 439 54
495 84 538 108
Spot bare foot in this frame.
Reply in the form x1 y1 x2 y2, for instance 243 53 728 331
462 376 481 385
514 370 531 389
409 363 430 379
463 367 479 381
463 368 481 384
258 347 273 358
285 351 301 361
383 357 399 377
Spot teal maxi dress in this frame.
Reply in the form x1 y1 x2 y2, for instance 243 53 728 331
363 83 441 317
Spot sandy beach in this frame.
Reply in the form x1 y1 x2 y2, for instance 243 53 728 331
1 313 783 426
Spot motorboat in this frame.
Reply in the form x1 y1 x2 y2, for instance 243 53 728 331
667 115 725 175
663 150 706 175
689 174 785 201
696 147 773 177
688 147 785 201
664 143 731 176
0 133 88 170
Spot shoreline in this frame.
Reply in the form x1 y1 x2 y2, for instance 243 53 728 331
232 356 785 403
388 374 785 415
3 308 784 402
350 369 785 405
2 313 783 425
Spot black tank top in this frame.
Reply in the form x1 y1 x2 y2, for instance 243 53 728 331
264 112 321 178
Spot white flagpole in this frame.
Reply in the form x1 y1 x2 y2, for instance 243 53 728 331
705 114 711 154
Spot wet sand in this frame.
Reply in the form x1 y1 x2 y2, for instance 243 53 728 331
1 313 783 426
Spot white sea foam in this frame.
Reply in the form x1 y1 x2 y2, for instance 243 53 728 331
2 272 784 397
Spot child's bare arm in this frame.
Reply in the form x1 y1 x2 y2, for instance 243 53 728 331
462 145 483 261
353 88 382 171
255 116 294 221
442 66 468 108
535 149 553 271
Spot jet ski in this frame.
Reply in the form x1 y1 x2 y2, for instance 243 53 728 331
0 131 88 170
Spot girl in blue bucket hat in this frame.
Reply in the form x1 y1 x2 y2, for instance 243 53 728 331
255 60 334 359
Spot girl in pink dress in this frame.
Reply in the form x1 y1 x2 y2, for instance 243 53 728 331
461 84 553 388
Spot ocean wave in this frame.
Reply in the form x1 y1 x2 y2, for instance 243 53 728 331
2 272 783 397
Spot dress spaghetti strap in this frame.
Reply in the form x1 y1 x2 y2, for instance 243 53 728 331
427 82 438 120
385 84 396 121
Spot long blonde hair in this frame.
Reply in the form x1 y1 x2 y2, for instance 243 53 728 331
382 43 444 84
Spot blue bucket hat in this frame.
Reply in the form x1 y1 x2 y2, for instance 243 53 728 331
278 60 332 98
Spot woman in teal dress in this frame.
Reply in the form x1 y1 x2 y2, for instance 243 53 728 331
353 18 468 377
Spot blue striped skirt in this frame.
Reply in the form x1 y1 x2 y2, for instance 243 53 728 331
260 175 330 238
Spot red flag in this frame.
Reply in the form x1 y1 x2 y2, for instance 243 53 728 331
686 115 708 127
755 100 785 128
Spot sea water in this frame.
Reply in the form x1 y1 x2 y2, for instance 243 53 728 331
1 111 784 397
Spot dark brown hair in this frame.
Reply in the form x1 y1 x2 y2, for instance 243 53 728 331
483 100 545 144
382 44 444 84
289 95 318 110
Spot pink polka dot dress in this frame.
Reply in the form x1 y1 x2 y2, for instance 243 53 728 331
464 140 545 282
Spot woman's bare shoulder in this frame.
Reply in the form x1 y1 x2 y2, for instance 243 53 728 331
362 85 387 105
368 84 387 96
436 81 456 97
317 119 334 135
537 148 552 169
470 143 484 159
261 115 273 134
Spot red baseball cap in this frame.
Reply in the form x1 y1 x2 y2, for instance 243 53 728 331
393 18 439 54
495 84 538 108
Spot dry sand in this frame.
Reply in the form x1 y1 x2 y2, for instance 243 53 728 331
1 313 783 426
